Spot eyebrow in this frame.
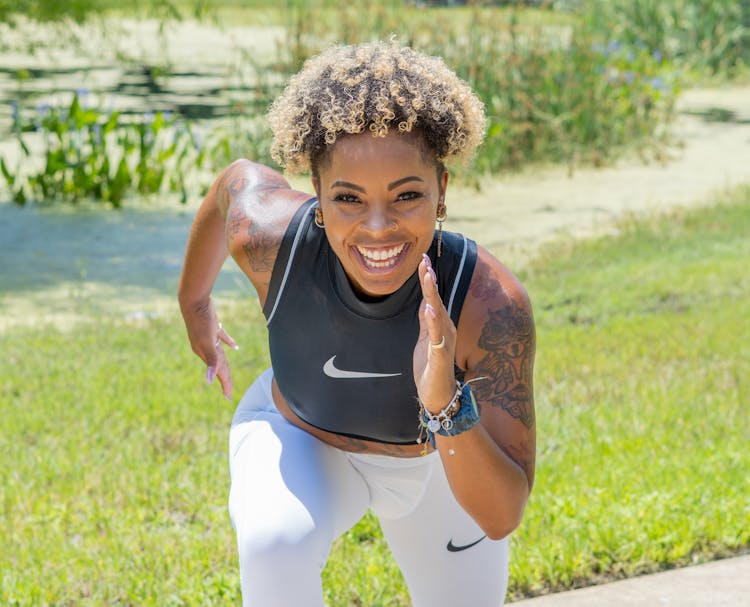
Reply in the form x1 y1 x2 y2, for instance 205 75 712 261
388 176 425 190
330 176 425 192
330 180 366 193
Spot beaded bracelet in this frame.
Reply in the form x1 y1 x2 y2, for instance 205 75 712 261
417 381 481 454
421 381 463 434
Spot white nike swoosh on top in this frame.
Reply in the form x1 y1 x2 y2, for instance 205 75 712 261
323 356 402 379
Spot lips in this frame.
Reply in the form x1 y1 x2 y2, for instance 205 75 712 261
354 243 408 270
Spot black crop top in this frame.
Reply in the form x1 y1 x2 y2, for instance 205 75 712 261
262 198 477 444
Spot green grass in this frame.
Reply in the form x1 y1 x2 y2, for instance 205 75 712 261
511 188 750 596
1 186 749 605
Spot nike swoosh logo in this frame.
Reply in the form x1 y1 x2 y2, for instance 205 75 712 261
323 356 402 379
446 535 487 553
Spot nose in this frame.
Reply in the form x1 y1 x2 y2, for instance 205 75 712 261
362 207 397 234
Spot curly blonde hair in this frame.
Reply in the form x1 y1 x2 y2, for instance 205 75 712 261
267 40 487 175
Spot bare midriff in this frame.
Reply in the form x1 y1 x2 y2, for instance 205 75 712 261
271 378 432 458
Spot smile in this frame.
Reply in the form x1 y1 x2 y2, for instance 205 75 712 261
355 243 407 269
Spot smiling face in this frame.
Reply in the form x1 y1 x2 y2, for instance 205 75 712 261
313 131 448 298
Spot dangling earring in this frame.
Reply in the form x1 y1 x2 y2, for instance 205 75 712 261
314 207 325 229
436 198 447 258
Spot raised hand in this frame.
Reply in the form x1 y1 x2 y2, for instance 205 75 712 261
413 254 458 414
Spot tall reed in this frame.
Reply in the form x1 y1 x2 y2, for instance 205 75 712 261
584 0 750 79
268 1 678 175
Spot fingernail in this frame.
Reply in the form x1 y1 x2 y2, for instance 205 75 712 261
233 344 240 351
429 268 437 282
425 303 436 318
422 253 430 265
206 366 215 384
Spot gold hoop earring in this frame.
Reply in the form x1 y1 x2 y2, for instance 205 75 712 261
314 207 325 229
436 199 447 258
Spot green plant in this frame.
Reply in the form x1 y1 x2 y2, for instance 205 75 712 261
0 0 210 24
1 91 207 206
583 0 750 79
432 7 677 172
231 0 679 177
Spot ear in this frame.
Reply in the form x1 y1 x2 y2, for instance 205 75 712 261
439 169 449 200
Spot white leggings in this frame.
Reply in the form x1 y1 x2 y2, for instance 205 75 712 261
228 369 509 607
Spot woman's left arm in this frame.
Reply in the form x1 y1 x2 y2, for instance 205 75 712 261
415 248 536 540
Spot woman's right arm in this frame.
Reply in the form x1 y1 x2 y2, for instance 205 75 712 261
177 159 310 399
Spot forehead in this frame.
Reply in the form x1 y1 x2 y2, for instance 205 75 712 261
318 131 439 179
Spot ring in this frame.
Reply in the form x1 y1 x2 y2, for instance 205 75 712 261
430 335 446 350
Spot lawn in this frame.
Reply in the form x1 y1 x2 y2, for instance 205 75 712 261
1 186 749 605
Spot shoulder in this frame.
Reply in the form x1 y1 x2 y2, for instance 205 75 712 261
215 160 313 295
455 245 535 371
216 159 311 224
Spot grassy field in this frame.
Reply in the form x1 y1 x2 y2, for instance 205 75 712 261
1 186 749 605
510 188 750 596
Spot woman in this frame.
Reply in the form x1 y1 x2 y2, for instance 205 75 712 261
178 40 536 607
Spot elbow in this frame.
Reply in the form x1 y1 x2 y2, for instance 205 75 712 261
486 529 512 541
477 496 528 541
483 516 522 541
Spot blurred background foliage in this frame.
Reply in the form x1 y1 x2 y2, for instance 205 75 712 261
0 0 748 205
0 0 212 23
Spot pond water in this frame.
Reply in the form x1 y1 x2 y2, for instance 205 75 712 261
0 18 285 136
0 18 286 329
0 198 254 329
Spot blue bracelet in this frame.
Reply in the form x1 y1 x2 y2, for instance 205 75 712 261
418 382 481 451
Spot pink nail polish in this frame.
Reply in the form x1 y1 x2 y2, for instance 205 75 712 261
425 303 436 318
206 367 215 384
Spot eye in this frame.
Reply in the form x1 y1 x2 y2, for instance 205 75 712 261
396 191 423 202
333 193 361 204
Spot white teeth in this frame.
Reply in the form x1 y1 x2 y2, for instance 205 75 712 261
356 244 405 261
355 244 406 269
365 258 396 268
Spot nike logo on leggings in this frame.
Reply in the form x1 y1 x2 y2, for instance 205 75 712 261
446 534 487 552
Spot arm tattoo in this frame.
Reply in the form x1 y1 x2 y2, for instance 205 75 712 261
222 178 283 274
469 274 500 302
471 300 535 429
217 172 250 218
243 218 282 273
227 206 245 241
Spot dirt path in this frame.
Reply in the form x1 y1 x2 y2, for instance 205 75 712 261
448 86 750 259
1 20 749 331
